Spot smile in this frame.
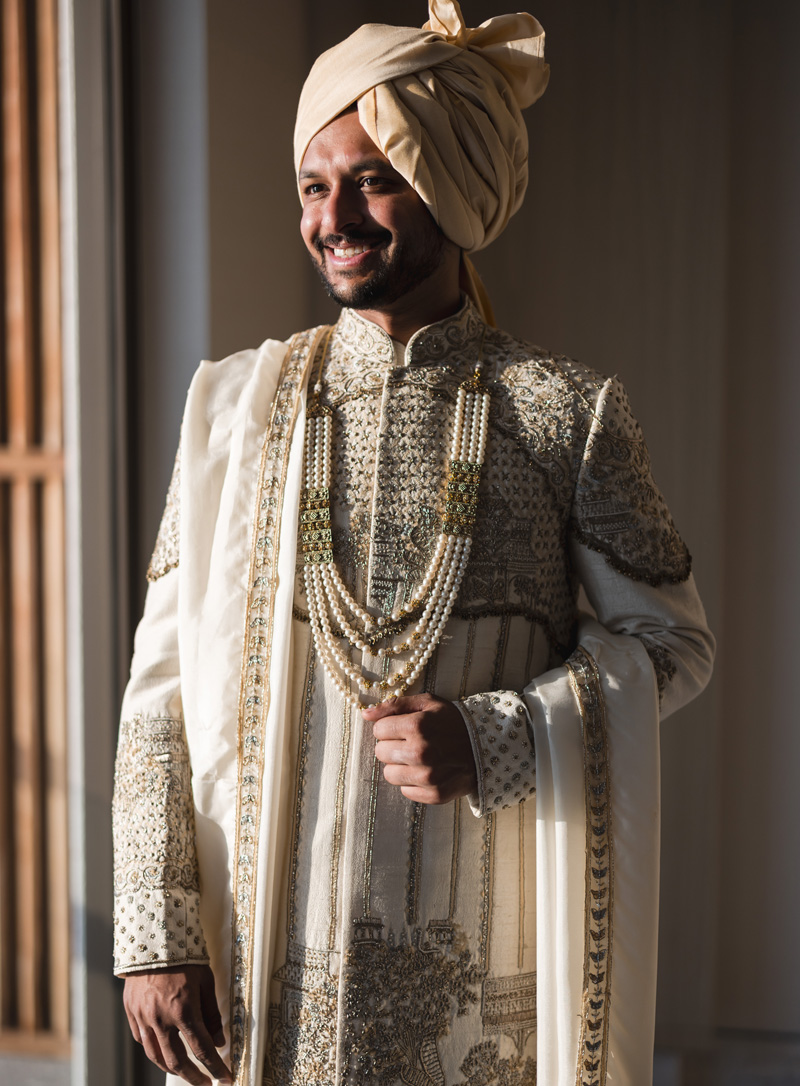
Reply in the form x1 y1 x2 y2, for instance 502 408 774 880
321 239 386 269
332 244 371 257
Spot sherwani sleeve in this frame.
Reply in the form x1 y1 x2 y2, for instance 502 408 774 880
112 448 210 975
455 376 715 818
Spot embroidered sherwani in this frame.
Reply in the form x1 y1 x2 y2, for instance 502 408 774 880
112 301 714 1086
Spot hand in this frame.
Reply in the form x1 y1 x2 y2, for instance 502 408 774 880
363 693 477 804
122 964 232 1085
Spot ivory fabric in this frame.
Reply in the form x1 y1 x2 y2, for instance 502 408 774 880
113 302 714 1086
294 0 550 255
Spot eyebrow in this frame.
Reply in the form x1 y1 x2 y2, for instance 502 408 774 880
299 158 398 180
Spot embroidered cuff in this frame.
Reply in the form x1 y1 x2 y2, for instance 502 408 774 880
455 690 536 816
112 715 209 974
114 887 209 974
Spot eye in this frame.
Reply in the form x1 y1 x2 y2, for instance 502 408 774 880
302 182 327 198
360 175 392 189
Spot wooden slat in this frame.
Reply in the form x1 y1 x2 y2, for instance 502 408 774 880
42 478 68 1038
1 0 39 1033
3 0 45 1035
0 448 64 478
3 0 36 451
0 1028 71 1057
0 485 13 1029
10 478 44 1032
36 0 69 1039
0 0 68 1047
37 0 62 451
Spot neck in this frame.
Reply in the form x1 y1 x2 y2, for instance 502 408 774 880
351 257 462 345
353 294 462 345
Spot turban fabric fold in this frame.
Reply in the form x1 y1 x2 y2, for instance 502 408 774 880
294 0 549 323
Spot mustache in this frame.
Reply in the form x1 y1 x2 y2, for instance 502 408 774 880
314 230 391 254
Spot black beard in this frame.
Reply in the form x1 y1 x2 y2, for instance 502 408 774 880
310 228 446 310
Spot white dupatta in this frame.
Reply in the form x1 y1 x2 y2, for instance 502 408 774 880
530 619 661 1086
172 328 328 1086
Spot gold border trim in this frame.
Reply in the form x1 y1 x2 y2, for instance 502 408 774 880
566 646 614 1086
228 327 329 1077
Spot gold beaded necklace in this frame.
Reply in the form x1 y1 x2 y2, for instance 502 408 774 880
300 324 490 707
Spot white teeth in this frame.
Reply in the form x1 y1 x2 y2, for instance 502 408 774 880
332 245 370 257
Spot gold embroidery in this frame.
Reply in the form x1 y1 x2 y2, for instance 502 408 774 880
457 1040 535 1086
518 806 526 970
146 445 181 581
287 638 315 943
268 929 539 1086
230 327 328 1073
405 802 425 927
267 943 338 1086
491 613 511 688
524 623 537 686
481 971 537 1054
457 692 535 813
480 814 495 971
566 647 613 1086
342 920 483 1085
572 381 691 586
293 300 690 670
362 752 382 917
637 635 678 704
112 714 208 971
449 799 461 921
329 685 353 950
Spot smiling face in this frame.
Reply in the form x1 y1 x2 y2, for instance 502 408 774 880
299 110 460 331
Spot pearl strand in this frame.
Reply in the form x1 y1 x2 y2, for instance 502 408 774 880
299 362 491 705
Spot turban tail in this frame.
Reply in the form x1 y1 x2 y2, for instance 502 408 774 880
294 0 549 323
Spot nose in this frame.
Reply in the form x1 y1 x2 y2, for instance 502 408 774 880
320 180 365 237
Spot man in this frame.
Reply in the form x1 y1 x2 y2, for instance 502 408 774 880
113 4 714 1085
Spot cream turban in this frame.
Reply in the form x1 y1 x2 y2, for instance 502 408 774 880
294 1 549 320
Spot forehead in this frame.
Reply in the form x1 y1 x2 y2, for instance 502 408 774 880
299 110 392 179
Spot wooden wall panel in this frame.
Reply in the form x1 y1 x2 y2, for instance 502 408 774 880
0 0 68 1051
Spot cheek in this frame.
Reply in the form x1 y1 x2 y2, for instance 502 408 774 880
300 207 319 252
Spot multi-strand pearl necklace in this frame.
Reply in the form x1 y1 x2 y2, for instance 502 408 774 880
300 333 490 708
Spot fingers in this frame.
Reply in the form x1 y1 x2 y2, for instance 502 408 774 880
123 966 232 1085
364 695 478 803
139 1024 213 1085
371 712 420 743
199 966 226 1050
123 995 143 1045
178 1019 232 1084
374 735 421 766
398 784 455 805
381 759 440 789
361 693 431 721
134 1013 231 1085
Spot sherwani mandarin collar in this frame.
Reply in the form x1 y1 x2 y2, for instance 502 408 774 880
333 296 486 370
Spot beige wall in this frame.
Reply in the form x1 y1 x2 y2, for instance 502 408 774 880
717 1 800 1034
132 0 800 1058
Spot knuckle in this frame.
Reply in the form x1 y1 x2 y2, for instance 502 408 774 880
419 765 437 786
189 1037 212 1061
405 741 422 763
382 764 399 785
414 716 434 742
